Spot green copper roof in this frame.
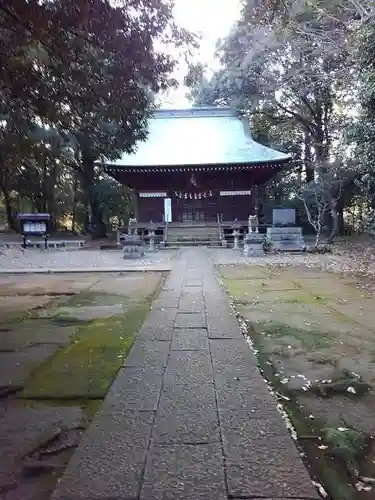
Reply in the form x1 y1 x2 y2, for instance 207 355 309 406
106 107 291 168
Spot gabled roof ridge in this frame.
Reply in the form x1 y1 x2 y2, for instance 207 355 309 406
104 109 291 168
153 107 237 119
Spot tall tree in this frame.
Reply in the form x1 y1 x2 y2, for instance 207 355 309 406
0 0 196 234
186 0 358 239
347 19 375 214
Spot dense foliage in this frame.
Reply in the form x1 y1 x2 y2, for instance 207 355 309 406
186 0 375 239
0 0 194 236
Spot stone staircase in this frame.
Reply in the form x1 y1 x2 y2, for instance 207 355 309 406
165 223 221 247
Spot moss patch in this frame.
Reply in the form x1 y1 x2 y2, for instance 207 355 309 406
61 291 128 308
254 321 334 349
222 278 263 301
218 264 271 280
249 326 360 500
222 264 375 499
21 305 149 399
50 313 90 327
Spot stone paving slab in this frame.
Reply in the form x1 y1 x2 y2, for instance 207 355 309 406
52 248 318 500
152 406 220 444
206 317 244 339
0 295 53 318
142 307 178 329
181 286 205 296
210 338 259 369
164 350 213 385
172 328 209 350
104 365 165 411
204 297 229 311
124 339 171 368
175 311 206 329
136 325 174 341
0 320 75 350
224 432 303 465
215 377 275 410
0 402 85 492
219 409 290 441
178 297 205 313
226 462 319 499
152 296 180 309
0 345 59 388
140 443 227 500
57 303 126 320
158 382 217 412
51 410 155 500
183 279 203 287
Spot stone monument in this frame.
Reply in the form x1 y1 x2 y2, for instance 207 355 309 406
147 221 156 252
272 208 296 227
248 214 259 233
128 217 137 235
122 233 144 259
267 208 305 251
243 214 264 257
232 219 241 250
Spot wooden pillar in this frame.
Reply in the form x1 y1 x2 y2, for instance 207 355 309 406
256 184 266 224
132 190 139 220
253 185 259 216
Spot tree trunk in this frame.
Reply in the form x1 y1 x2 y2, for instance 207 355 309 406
46 165 58 232
327 199 339 243
0 183 17 231
80 158 94 234
72 174 79 234
90 195 106 239
338 209 345 235
304 130 314 183
80 156 106 238
41 157 48 213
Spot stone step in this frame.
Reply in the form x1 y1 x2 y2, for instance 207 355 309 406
167 230 218 238
166 240 221 248
166 227 219 247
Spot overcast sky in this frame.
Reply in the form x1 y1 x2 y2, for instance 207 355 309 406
162 0 241 107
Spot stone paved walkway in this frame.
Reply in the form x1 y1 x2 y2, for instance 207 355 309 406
52 248 319 500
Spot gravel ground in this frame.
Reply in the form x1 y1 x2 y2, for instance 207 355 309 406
207 247 346 272
0 244 369 282
0 248 176 271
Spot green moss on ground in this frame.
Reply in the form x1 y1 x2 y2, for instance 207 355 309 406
60 291 129 308
1 307 43 326
250 327 358 500
50 313 90 327
218 264 271 280
21 304 149 400
222 278 263 301
222 267 371 499
254 321 334 349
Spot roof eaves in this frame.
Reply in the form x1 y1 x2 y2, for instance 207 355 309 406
104 158 291 170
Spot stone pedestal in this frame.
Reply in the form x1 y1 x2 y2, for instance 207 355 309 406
148 230 155 252
243 233 264 257
233 229 240 250
122 234 144 259
248 215 259 234
266 227 305 252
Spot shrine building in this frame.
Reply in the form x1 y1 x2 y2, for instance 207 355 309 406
104 107 291 229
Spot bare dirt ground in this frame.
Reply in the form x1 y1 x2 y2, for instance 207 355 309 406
0 271 164 500
219 260 375 499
